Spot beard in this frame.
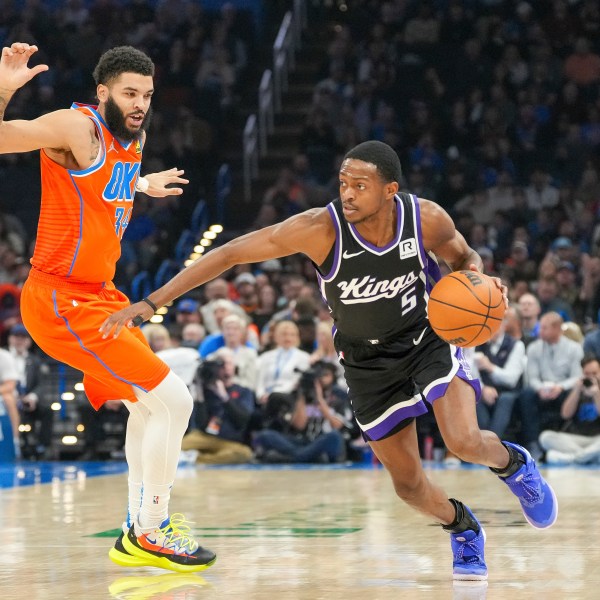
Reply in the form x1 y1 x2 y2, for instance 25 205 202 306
104 95 153 142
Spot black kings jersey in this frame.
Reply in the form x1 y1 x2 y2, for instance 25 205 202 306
315 193 442 341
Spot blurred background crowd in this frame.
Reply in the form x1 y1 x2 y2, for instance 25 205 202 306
1 0 600 467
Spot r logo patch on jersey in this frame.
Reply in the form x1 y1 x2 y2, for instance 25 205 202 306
400 238 417 260
135 140 142 154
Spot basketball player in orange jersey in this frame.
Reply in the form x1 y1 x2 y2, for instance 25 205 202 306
0 42 215 573
103 140 558 583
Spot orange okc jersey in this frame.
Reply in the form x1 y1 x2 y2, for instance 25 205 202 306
32 103 143 283
21 104 169 408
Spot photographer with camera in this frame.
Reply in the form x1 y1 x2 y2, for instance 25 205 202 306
538 355 600 464
253 361 355 464
181 348 254 464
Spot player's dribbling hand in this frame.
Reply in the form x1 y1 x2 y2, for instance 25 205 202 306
0 43 48 91
468 262 508 308
143 168 189 197
99 301 154 339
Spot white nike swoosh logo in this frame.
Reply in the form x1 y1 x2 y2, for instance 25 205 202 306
413 327 427 345
343 250 365 259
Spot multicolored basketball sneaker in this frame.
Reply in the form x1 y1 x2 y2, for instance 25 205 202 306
498 441 558 529
108 525 151 568
450 507 488 581
122 513 216 573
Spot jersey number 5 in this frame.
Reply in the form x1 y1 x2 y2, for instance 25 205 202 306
401 285 417 315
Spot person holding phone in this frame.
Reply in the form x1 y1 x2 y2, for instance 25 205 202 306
539 355 600 464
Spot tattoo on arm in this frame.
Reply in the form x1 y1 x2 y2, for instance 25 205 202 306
0 85 16 124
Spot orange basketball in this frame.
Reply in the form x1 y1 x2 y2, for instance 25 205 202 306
428 271 505 348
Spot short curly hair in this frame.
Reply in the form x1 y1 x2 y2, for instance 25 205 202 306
344 140 402 183
93 46 154 85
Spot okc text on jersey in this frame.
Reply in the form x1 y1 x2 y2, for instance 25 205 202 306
103 161 140 202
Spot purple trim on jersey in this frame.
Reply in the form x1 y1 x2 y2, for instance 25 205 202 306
364 401 429 441
316 272 334 317
412 194 428 266
425 348 482 404
315 271 326 303
427 257 442 281
322 203 341 280
425 256 443 295
349 196 402 254
411 193 440 296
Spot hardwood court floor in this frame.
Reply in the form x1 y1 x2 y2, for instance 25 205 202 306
1 461 598 600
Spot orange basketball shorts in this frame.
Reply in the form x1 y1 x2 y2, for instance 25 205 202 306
21 269 170 409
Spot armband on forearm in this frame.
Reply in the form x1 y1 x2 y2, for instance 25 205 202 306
135 176 149 193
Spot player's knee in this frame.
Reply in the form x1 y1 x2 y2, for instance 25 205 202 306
444 428 483 461
147 370 194 422
391 468 426 503
169 381 193 421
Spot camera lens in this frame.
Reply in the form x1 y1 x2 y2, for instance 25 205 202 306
583 377 594 387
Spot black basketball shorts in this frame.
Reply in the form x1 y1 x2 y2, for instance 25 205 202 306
334 327 481 441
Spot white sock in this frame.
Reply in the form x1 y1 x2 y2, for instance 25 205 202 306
124 401 149 528
138 482 173 530
127 479 143 528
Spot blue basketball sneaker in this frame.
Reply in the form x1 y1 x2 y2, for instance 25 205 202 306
450 507 487 582
498 441 558 529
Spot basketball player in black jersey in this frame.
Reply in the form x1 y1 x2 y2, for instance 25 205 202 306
102 140 557 582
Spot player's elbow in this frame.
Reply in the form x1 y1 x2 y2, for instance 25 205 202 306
217 243 242 270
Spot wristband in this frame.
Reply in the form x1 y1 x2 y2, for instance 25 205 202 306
142 297 158 312
135 176 149 193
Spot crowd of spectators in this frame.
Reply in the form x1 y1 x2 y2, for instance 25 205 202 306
3 1 600 465
236 0 600 464
258 1 600 321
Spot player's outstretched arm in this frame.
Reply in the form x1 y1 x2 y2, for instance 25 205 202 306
0 42 90 155
100 207 334 338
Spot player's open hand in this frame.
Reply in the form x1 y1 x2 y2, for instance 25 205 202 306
0 43 48 91
143 168 189 197
99 301 154 339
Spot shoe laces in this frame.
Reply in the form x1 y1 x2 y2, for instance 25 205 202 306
453 532 483 564
513 470 542 505
159 513 199 553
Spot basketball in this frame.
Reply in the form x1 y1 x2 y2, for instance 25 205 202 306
428 270 505 348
